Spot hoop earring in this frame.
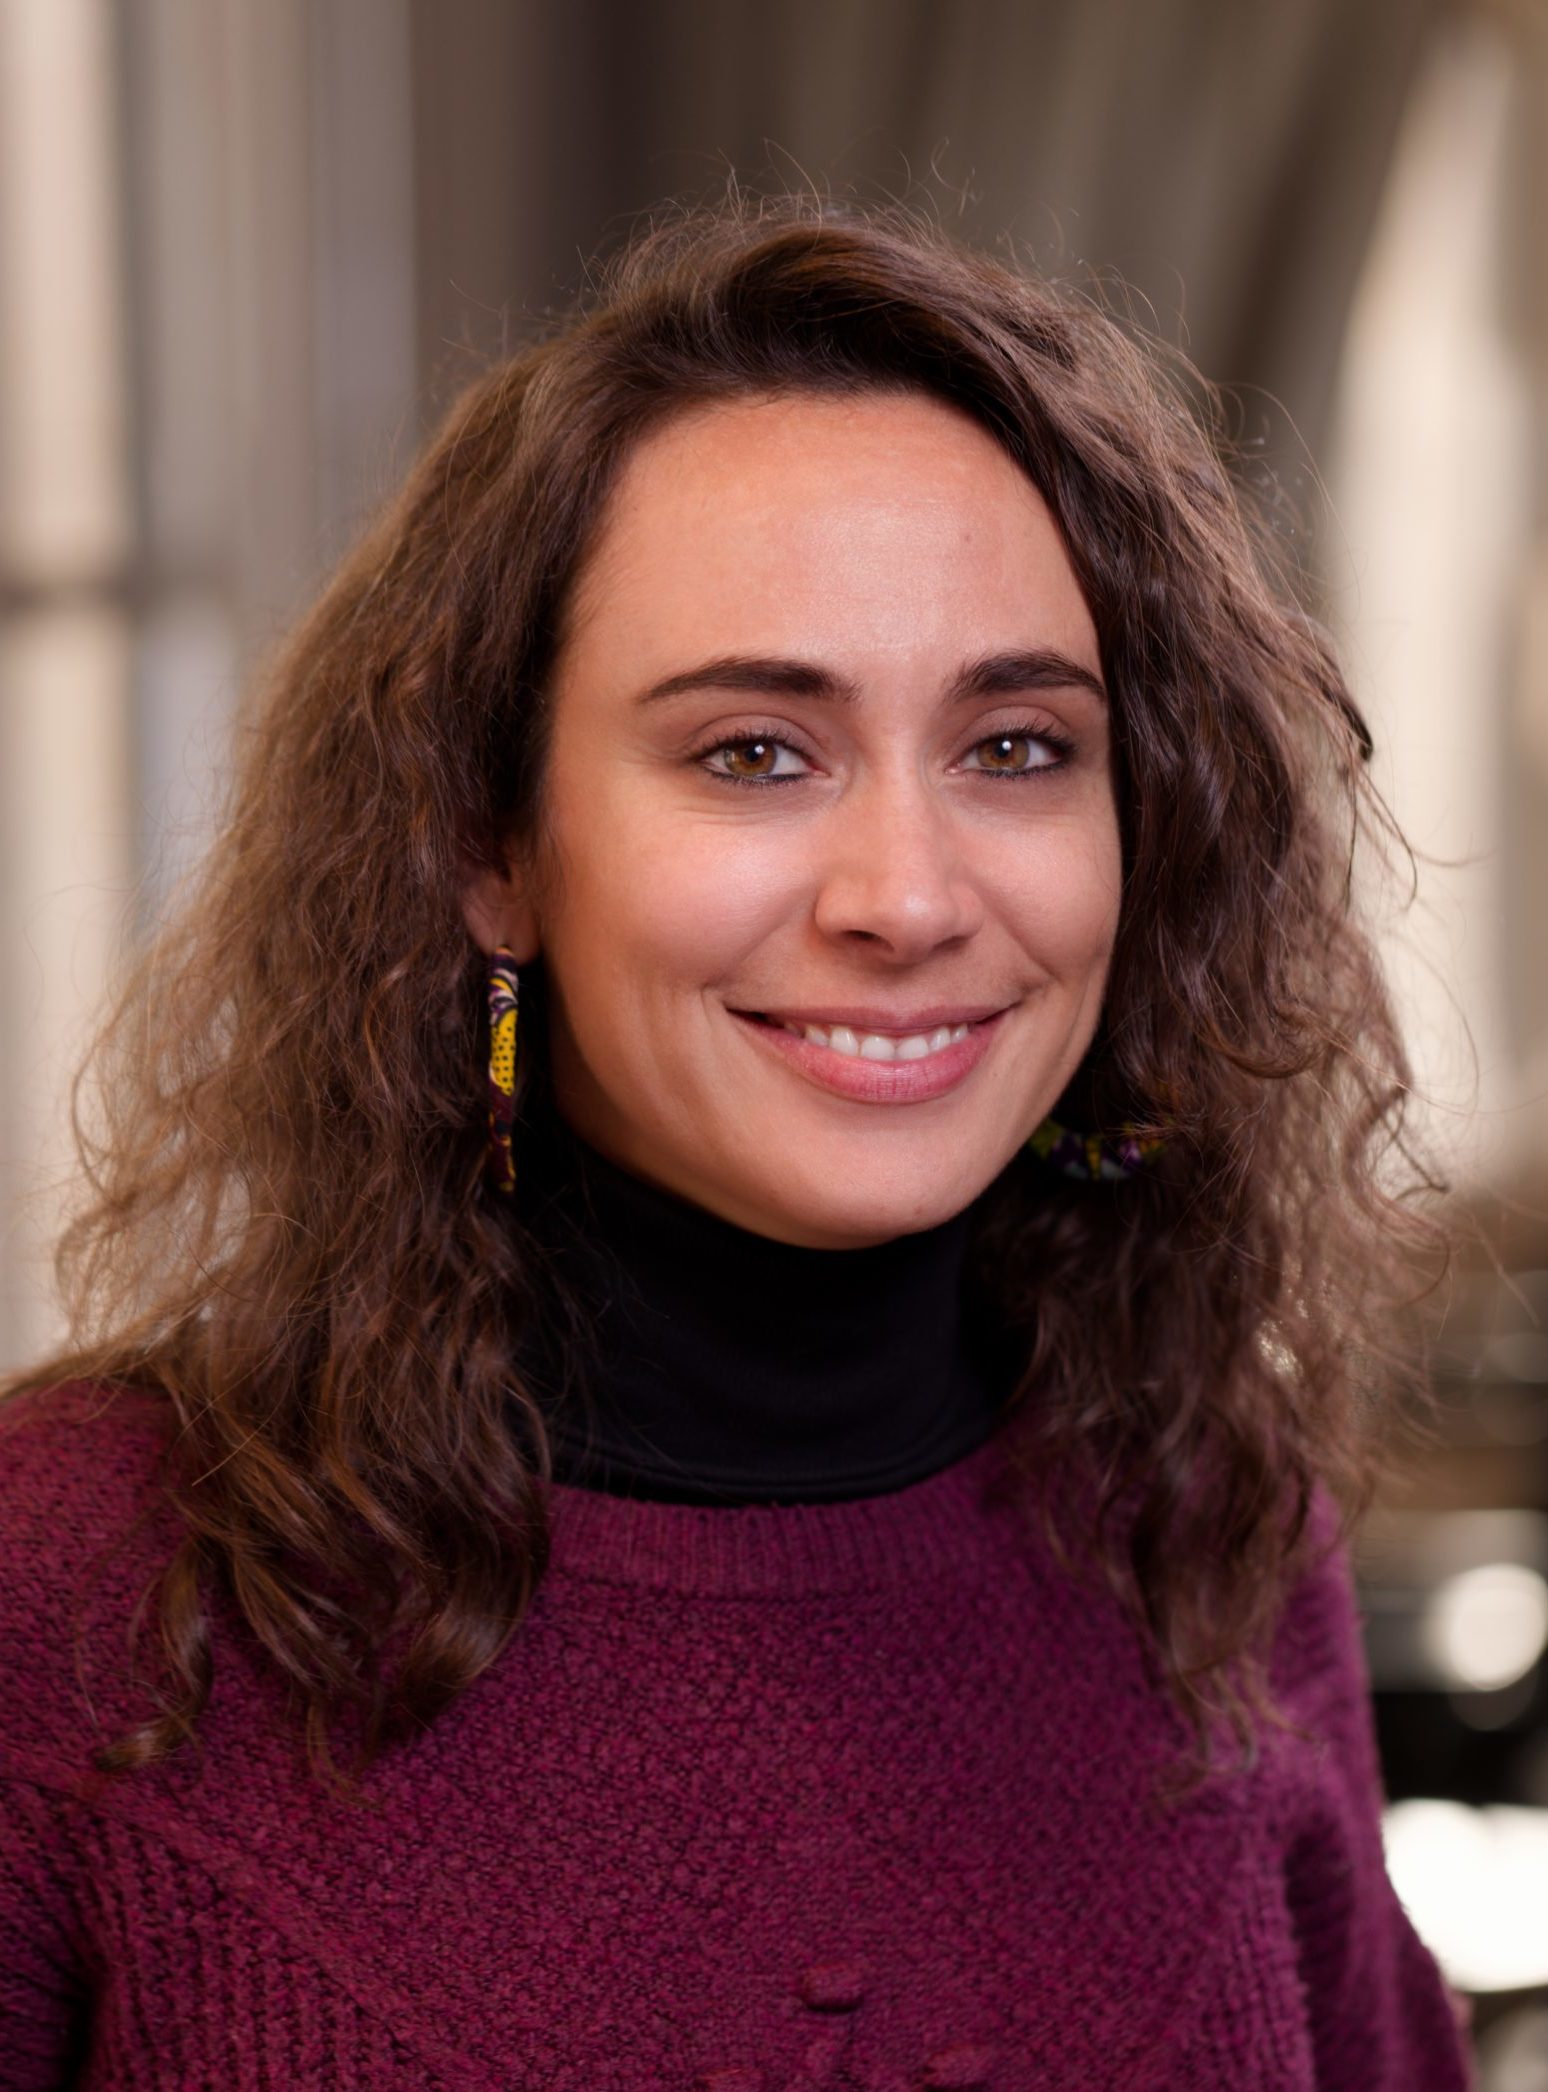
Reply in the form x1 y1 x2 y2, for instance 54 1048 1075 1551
486 946 520 1194
1026 1115 1163 1182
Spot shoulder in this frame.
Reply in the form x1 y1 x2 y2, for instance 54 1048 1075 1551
0 1369 174 1474
1267 1479 1370 1723
0 1380 187 1773
1259 1477 1395 1831
1255 1481 1405 1907
0 1377 181 1582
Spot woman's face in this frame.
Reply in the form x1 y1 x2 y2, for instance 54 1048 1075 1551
465 389 1122 1248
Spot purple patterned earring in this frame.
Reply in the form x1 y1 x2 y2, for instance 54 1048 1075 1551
1026 1115 1164 1182
485 947 520 1194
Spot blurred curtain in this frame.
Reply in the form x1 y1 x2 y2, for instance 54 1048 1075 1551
1323 3 1547 1201
1495 0 1548 1231
412 0 1443 472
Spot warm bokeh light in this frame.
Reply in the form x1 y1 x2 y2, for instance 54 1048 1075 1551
1384 1801 1548 1994
1422 1564 1548 1693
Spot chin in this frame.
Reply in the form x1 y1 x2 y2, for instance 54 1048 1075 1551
736 1161 986 1250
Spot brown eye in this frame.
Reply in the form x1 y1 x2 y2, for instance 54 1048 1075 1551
977 734 1036 773
694 729 809 786
721 739 779 779
961 725 1072 778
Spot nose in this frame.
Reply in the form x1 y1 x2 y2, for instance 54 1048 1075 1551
810 767 985 961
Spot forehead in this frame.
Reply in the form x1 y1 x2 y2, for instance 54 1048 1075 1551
559 390 1098 669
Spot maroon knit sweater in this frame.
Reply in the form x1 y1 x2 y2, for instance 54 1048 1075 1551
0 1381 1471 2090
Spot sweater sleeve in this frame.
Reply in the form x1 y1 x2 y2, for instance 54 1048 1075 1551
0 1779 92 2091
1276 1490 1475 2091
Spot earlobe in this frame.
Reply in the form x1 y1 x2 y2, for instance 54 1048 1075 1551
460 863 541 963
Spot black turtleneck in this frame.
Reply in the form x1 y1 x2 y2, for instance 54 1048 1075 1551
508 1113 1013 1507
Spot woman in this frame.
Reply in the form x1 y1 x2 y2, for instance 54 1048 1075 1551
0 195 1473 2088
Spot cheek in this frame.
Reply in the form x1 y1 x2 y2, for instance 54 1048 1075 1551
1083 834 1125 962
542 761 803 999
996 814 1123 976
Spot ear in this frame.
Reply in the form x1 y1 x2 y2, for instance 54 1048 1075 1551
461 857 542 963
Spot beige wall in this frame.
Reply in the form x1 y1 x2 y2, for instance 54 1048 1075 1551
1324 4 1545 1199
0 0 135 1364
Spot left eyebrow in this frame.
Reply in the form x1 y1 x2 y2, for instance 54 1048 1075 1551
635 647 1108 709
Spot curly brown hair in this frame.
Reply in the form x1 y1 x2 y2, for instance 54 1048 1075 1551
2 189 1455 1802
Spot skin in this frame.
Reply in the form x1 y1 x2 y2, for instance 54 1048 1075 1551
463 388 1122 1248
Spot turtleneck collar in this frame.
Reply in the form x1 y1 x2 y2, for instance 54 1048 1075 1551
509 1114 1011 1506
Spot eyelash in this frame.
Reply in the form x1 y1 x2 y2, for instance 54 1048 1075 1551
690 720 1079 789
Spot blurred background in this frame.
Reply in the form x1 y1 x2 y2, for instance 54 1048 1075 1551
1 0 1546 2075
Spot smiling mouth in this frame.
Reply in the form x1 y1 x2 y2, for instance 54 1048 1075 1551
728 1004 1007 1103
736 1011 979 1064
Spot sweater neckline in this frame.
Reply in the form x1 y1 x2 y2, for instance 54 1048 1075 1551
540 1417 1028 1597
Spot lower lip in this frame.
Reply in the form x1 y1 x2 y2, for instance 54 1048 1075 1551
730 1009 1007 1104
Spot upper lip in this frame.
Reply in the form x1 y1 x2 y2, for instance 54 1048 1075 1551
739 1003 1012 1032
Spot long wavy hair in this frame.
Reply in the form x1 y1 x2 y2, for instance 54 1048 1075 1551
3 189 1454 1800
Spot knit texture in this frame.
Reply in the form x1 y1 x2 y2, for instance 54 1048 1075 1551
0 1382 1472 2090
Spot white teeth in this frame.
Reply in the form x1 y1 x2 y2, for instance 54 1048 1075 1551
778 1018 973 1061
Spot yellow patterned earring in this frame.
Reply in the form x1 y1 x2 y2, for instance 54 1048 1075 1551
485 946 520 1194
